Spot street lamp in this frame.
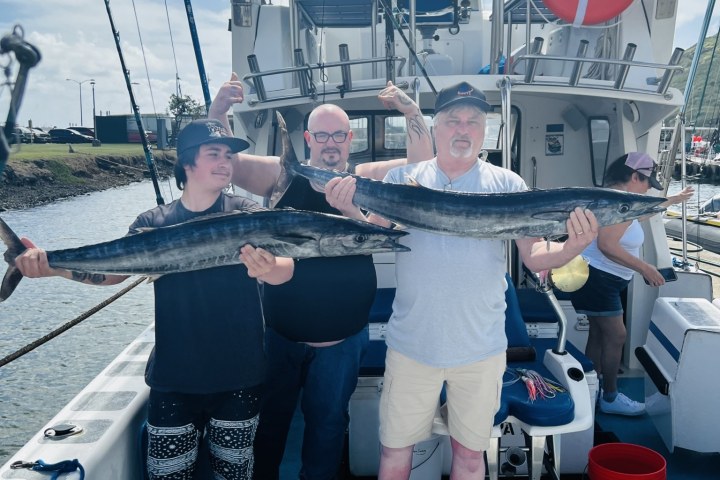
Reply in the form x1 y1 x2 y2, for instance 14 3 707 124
90 80 97 139
66 78 94 126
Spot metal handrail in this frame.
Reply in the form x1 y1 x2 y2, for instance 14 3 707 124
242 55 406 105
513 49 684 94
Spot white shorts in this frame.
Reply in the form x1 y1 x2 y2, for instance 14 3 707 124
379 348 505 452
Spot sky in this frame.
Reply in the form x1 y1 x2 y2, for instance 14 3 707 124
0 0 718 130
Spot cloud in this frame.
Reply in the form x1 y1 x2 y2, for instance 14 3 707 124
0 0 231 129
2 0 718 128
673 0 720 48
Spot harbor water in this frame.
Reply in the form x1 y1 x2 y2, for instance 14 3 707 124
0 177 716 466
0 178 180 465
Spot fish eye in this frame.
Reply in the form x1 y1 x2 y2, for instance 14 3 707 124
619 204 630 214
354 234 368 244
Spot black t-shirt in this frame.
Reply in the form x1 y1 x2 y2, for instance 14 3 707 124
263 177 377 342
130 193 266 394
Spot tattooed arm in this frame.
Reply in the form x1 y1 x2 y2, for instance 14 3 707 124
14 238 128 286
355 81 434 180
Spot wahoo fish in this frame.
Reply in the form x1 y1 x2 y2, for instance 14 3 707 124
0 209 409 302
276 112 665 238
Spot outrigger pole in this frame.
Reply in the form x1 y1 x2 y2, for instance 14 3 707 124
667 0 716 268
102 0 164 206
183 0 212 113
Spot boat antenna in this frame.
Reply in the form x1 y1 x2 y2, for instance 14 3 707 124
183 0 212 113
102 0 164 206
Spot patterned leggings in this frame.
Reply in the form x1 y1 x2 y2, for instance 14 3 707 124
146 387 261 480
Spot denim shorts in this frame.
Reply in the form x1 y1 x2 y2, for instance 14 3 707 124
570 265 630 317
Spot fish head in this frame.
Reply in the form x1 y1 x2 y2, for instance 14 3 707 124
589 190 666 226
318 222 410 256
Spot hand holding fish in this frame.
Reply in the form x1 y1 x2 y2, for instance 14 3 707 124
324 176 367 221
521 208 598 272
562 207 598 255
239 245 294 285
208 72 244 117
14 238 56 278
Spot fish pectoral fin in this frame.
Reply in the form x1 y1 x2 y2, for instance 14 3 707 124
144 275 161 283
530 211 573 221
404 175 421 187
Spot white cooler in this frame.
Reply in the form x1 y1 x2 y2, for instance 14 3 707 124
636 297 720 453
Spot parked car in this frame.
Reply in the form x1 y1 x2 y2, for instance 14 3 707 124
67 126 95 137
29 127 51 143
48 128 95 144
2 124 30 144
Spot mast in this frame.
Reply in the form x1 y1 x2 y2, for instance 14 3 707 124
184 0 212 113
103 0 165 206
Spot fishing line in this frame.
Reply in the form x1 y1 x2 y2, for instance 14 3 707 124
164 0 182 97
0 278 146 368
131 0 160 117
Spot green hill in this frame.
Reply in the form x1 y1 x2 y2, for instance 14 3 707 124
669 35 720 128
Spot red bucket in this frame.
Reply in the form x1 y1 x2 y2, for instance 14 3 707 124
588 443 666 480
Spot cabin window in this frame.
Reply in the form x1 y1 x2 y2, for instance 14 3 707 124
349 117 369 154
483 113 504 150
589 117 611 187
383 115 433 151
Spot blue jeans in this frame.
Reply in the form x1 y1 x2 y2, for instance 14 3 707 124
253 326 369 480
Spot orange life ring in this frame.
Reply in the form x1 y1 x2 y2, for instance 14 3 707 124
544 0 633 26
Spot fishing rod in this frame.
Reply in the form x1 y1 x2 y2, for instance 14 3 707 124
377 0 438 95
102 0 164 206
0 25 41 177
183 0 212 113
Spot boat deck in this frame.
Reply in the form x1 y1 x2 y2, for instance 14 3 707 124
278 375 720 479
594 376 720 480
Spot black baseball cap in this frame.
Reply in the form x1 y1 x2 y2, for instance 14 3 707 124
434 82 491 114
176 119 250 154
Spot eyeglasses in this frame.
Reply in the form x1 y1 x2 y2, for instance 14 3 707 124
308 130 349 143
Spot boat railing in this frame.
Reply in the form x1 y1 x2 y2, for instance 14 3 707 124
514 37 685 95
657 149 674 191
242 49 406 106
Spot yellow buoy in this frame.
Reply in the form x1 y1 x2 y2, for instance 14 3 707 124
549 255 589 292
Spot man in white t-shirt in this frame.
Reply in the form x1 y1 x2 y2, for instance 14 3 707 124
326 81 599 479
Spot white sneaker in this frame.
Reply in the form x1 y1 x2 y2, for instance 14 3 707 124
599 392 645 416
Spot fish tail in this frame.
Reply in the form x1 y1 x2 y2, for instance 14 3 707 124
276 111 300 174
0 217 27 302
269 111 300 208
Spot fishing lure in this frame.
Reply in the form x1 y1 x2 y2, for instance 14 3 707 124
516 368 566 402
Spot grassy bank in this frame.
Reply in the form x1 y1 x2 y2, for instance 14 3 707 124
8 143 165 161
1 144 176 211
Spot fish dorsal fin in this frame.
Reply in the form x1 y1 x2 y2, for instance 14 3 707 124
177 206 272 225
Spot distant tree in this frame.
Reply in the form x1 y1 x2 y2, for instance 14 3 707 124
167 94 206 147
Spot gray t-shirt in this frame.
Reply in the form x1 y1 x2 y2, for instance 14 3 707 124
383 158 527 367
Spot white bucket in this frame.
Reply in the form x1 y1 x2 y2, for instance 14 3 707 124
409 434 444 479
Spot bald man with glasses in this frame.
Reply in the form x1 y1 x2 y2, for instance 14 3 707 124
209 75 433 480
